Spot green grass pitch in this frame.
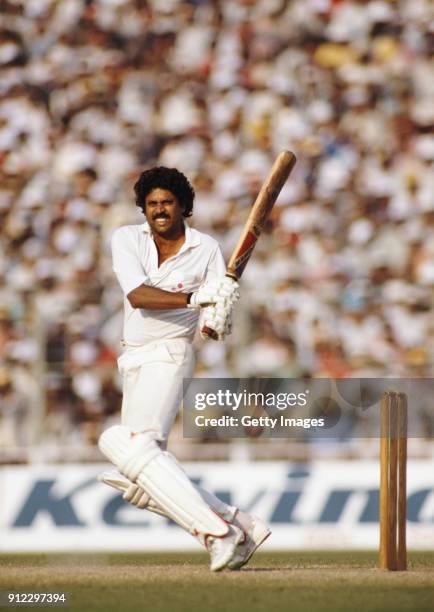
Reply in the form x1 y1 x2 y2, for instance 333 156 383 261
1 552 434 611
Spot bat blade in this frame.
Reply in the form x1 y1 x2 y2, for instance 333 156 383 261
202 150 296 339
227 150 296 279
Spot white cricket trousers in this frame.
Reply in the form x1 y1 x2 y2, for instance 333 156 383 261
117 338 238 522
118 339 194 442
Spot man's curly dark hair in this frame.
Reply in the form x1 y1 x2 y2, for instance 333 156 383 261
134 167 194 218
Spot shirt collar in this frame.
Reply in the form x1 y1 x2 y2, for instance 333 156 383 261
141 220 201 250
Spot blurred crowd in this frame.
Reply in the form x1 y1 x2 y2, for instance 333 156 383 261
0 0 433 453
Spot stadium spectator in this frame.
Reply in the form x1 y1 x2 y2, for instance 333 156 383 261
1 0 433 453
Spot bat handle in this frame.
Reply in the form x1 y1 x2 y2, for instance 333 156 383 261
200 270 239 339
201 325 219 340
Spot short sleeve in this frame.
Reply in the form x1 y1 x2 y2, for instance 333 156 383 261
111 228 150 295
205 243 226 281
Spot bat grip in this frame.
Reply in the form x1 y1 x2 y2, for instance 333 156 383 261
200 271 239 340
201 325 219 340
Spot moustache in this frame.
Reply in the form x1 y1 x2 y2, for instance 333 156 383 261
153 214 170 220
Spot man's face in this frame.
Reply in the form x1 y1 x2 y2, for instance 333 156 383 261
144 188 184 237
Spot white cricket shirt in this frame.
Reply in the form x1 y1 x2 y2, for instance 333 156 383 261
111 221 226 345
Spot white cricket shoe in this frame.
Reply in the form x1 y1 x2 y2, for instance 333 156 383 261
228 515 271 570
206 525 244 572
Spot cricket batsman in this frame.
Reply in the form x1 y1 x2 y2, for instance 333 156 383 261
98 166 270 571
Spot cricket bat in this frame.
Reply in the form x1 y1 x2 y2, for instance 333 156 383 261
202 149 297 339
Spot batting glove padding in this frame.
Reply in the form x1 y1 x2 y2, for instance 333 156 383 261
188 276 240 309
200 300 233 341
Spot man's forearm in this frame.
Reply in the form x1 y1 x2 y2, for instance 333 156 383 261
127 284 189 310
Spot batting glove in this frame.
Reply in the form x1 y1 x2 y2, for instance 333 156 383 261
200 300 233 341
188 276 239 309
